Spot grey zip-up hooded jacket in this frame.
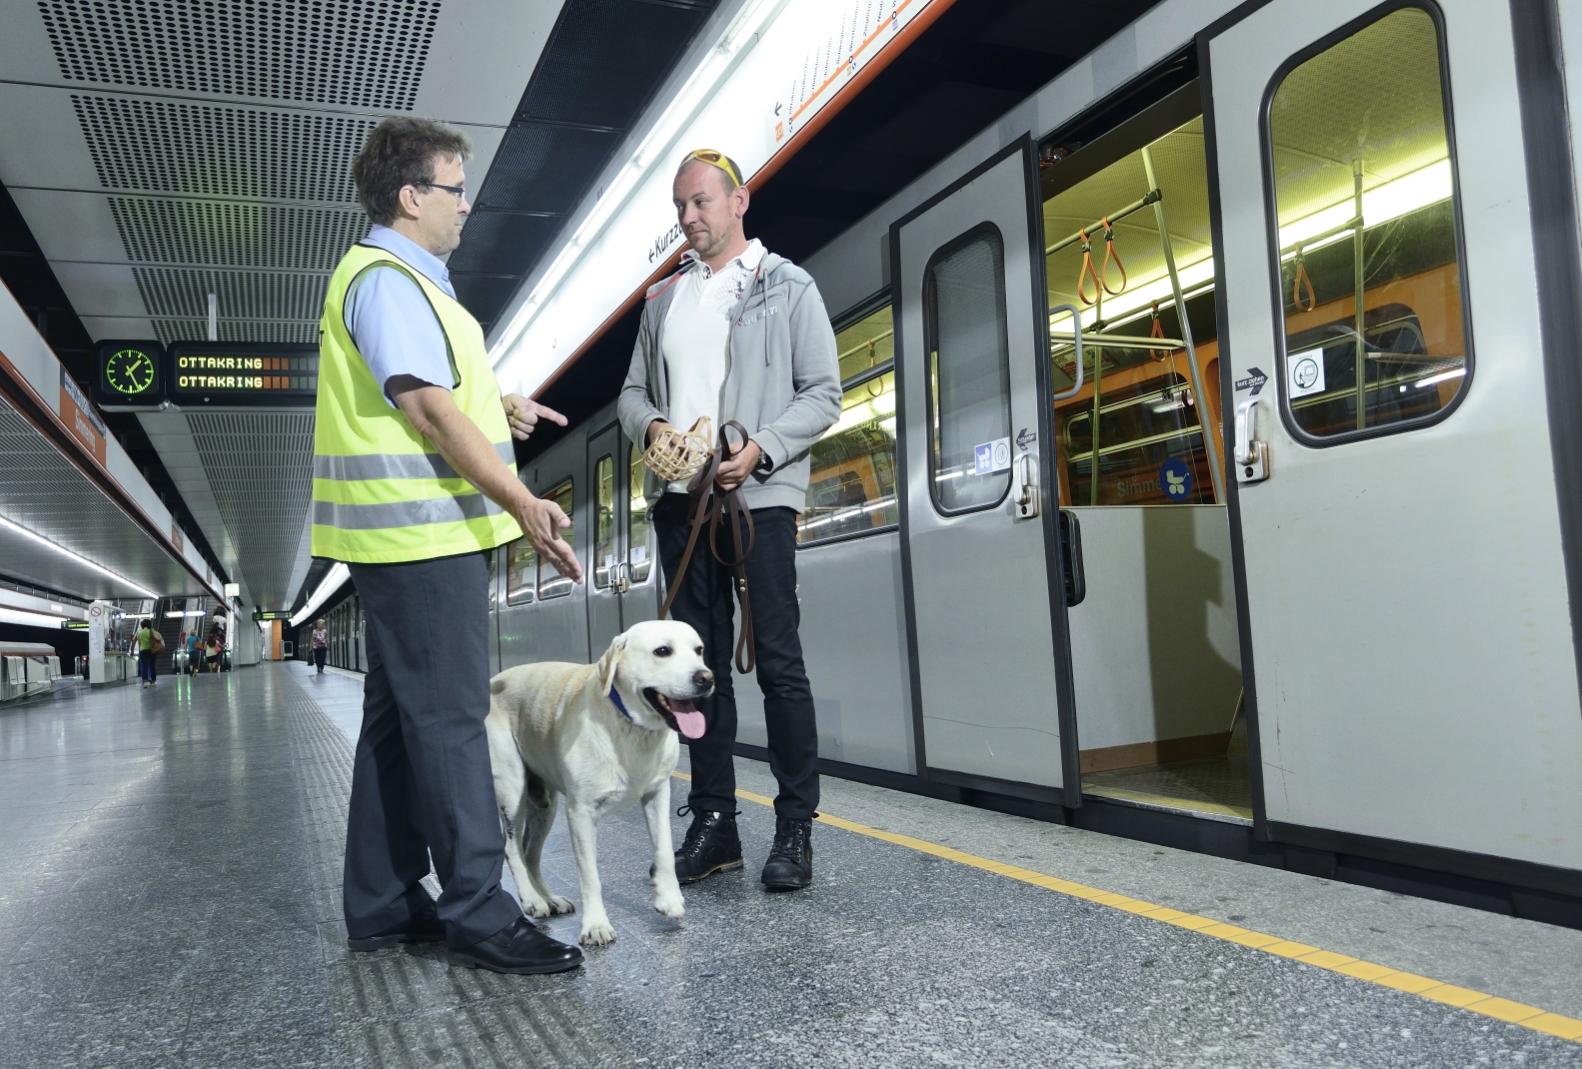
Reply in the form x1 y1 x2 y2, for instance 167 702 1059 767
617 250 842 513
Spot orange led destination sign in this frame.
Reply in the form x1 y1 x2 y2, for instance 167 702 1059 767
167 343 318 406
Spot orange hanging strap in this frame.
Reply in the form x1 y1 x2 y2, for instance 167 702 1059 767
1148 301 1167 362
1100 216 1128 296
1076 228 1101 306
1292 242 1316 312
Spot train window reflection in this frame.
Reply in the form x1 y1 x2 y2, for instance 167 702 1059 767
628 446 652 582
1268 6 1467 438
925 225 1012 514
537 479 576 599
505 535 536 605
1043 111 1222 506
594 455 615 589
799 367 898 544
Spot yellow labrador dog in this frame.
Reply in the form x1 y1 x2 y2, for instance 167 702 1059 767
486 620 713 947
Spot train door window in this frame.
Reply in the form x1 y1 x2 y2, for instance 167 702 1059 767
1268 6 1467 439
924 226 1012 514
536 479 576 599
800 302 899 544
628 446 652 583
1042 103 1221 505
593 455 615 589
505 536 536 605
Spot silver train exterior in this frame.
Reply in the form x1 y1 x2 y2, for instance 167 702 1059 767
487 0 1582 915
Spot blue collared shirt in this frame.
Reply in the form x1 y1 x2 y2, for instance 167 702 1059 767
343 224 458 408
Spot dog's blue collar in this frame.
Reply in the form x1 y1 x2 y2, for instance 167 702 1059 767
608 686 635 722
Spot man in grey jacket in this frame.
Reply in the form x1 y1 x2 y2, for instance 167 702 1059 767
618 148 841 890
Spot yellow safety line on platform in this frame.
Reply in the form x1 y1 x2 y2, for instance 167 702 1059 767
671 771 1582 1043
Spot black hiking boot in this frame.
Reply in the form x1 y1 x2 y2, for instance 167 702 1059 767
760 817 813 890
673 809 743 885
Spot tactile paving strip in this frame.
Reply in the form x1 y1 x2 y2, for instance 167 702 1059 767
277 669 627 1069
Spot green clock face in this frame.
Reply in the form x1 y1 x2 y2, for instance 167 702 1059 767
106 348 156 395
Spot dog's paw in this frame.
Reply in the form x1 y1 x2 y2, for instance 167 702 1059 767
546 894 576 916
579 919 617 947
521 895 554 919
652 889 685 921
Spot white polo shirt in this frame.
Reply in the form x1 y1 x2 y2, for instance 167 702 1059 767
661 238 765 492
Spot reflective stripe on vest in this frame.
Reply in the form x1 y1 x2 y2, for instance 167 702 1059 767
312 441 515 482
312 243 524 564
311 492 505 530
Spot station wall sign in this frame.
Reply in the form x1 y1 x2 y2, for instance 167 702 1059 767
93 340 165 410
167 343 318 407
252 610 292 621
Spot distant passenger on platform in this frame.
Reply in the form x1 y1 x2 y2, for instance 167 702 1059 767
618 148 842 891
311 619 328 674
185 630 200 675
204 633 221 673
312 117 584 975
135 620 159 688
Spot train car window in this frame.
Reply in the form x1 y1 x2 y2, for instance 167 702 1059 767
799 303 899 544
924 225 1013 514
800 371 898 544
1043 109 1221 506
836 303 893 382
593 455 615 589
1268 6 1467 439
537 479 576 599
505 536 536 605
628 445 652 582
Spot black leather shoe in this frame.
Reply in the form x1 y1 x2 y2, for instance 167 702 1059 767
447 917 583 975
761 817 813 890
347 898 446 951
673 809 744 885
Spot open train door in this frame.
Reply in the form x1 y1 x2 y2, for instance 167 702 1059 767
891 137 1081 804
1208 0 1582 878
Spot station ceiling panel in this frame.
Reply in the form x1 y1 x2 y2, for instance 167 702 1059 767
0 402 202 600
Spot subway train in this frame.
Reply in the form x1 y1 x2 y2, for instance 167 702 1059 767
325 0 1582 921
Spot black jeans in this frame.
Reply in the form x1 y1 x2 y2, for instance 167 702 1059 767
655 494 819 820
137 649 155 682
343 551 520 949
313 646 327 670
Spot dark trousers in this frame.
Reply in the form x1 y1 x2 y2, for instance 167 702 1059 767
343 551 519 949
137 649 155 682
654 493 819 820
314 647 327 670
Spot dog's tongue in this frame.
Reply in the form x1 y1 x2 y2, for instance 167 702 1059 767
668 698 706 739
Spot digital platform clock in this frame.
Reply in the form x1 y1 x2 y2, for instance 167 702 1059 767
93 340 165 408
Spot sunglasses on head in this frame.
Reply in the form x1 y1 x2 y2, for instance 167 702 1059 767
682 149 742 187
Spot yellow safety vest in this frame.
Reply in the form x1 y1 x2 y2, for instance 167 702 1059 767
312 243 523 563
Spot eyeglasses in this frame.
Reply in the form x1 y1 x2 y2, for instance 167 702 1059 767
682 148 742 187
415 181 467 199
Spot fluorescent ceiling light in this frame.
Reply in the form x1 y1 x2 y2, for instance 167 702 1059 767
1279 159 1452 255
1415 367 1466 389
490 0 787 368
0 515 159 599
291 562 350 629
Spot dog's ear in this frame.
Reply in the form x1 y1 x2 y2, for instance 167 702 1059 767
597 632 628 695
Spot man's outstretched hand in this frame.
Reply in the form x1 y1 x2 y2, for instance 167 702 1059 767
511 491 582 582
503 395 568 441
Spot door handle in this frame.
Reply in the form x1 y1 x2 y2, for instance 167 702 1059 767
1234 397 1270 484
1015 452 1040 519
1048 303 1085 402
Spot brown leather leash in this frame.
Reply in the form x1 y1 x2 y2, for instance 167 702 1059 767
657 420 757 674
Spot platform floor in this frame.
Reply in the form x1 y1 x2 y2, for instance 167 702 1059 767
4 663 1582 1067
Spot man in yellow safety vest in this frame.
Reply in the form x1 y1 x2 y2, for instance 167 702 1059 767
314 117 583 975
